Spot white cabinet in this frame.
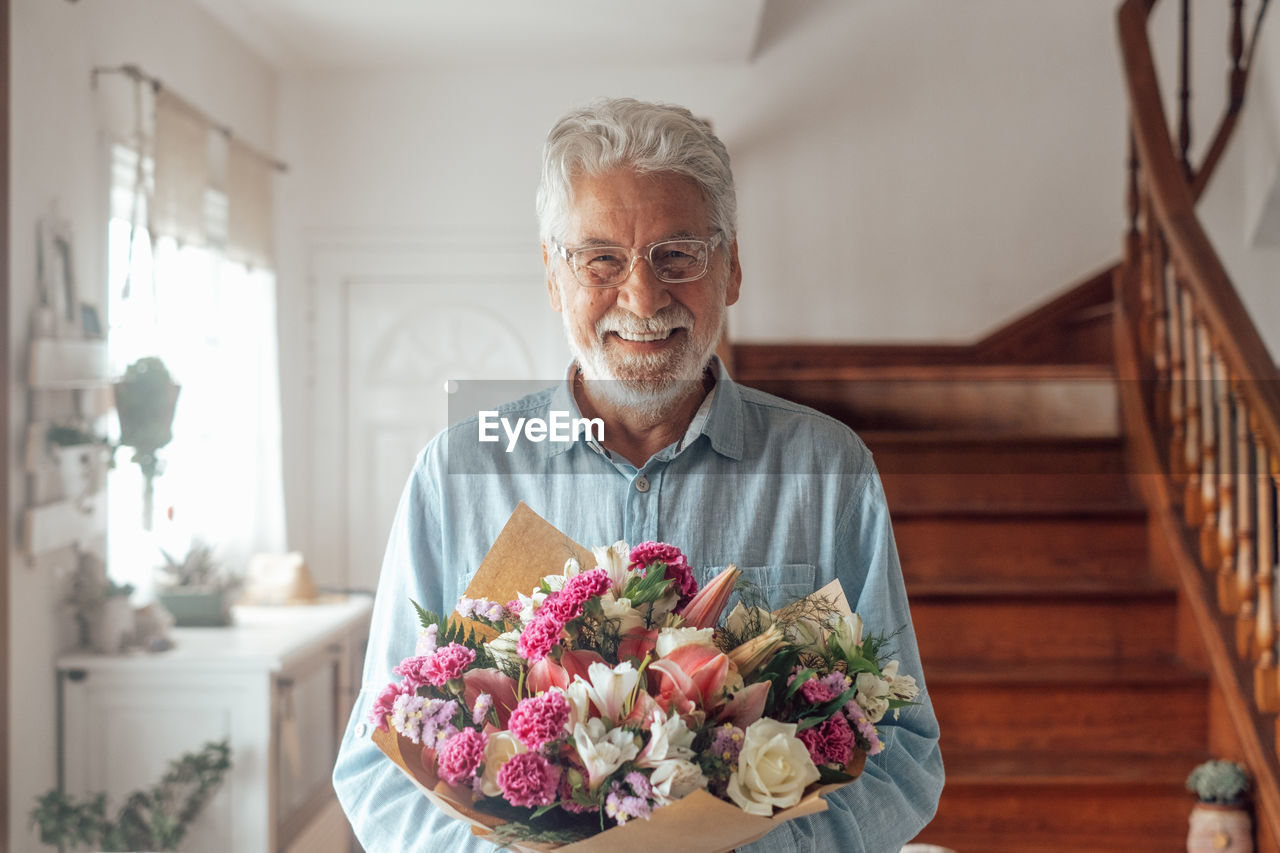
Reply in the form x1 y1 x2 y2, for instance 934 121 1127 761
57 596 373 853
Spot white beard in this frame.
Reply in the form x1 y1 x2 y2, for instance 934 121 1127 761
563 300 724 423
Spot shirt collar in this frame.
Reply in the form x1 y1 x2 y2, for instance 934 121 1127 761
548 357 744 461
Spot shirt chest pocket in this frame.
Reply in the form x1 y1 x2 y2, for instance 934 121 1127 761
702 563 817 614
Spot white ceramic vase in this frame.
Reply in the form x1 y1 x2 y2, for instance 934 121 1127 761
1187 802 1252 852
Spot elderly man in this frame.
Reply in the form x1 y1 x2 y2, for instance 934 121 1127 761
333 97 943 852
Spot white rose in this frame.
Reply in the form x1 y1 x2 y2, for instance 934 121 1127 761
480 731 526 797
655 626 716 658
726 718 820 816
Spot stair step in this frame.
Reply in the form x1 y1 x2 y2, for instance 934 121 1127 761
870 433 1136 509
926 661 1207 754
914 751 1196 853
894 513 1150 584
745 365 1118 436
912 581 1174 664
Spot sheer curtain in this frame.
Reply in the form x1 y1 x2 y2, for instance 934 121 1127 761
106 143 286 595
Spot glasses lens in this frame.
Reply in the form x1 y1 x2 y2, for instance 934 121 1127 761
649 240 708 282
571 247 631 287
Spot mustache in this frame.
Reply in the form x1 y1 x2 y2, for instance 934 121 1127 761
595 304 695 338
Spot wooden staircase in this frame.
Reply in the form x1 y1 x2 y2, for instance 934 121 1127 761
734 294 1212 851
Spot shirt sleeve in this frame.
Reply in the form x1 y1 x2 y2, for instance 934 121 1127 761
740 467 945 853
331 443 489 853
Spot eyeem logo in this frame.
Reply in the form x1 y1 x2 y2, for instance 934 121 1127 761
478 410 604 452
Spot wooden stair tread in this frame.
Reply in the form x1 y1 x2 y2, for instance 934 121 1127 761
738 363 1117 382
941 748 1204 787
909 576 1174 599
889 498 1147 518
925 658 1203 686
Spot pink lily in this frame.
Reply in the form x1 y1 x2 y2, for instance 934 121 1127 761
560 648 606 684
526 656 570 694
461 668 518 728
649 644 731 719
679 564 741 629
618 627 659 664
715 681 770 728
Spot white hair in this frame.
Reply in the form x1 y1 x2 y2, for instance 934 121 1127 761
536 97 737 245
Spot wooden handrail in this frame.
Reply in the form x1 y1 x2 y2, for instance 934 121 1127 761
1118 0 1280 446
1116 0 1279 841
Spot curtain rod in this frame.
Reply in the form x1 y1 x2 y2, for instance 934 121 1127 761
91 63 289 174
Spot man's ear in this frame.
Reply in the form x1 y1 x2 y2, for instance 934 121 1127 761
543 243 563 312
724 239 742 307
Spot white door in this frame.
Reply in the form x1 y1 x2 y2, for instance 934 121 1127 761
311 240 568 592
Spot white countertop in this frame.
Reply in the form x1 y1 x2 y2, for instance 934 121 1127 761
58 595 374 674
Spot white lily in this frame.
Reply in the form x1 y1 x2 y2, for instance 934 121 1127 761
583 660 641 723
598 593 646 636
592 540 632 594
563 679 594 727
855 669 891 723
636 710 696 766
828 612 865 658
572 718 640 789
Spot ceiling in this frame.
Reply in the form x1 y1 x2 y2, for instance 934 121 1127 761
193 0 773 71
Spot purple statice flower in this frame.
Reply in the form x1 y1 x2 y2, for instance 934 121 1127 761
710 723 745 765
624 771 653 800
390 693 429 743
605 785 653 826
472 692 493 726
455 597 477 619
415 623 439 656
801 671 852 706
844 699 884 756
370 680 412 731
484 601 507 622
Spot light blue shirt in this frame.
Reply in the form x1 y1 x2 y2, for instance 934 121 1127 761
333 361 944 852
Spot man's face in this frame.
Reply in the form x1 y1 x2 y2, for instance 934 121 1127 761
544 168 741 402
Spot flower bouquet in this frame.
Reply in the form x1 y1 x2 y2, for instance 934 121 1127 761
370 504 919 852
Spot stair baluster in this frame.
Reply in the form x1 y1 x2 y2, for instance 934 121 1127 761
1255 437 1278 710
1167 275 1187 485
1233 386 1256 626
1183 291 1203 526
1200 339 1221 569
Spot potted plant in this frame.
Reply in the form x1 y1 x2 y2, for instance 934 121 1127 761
154 540 239 627
31 740 231 851
67 552 135 654
1186 759 1252 852
113 356 181 530
45 424 113 509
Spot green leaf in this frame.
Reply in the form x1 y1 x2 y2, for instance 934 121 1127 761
785 668 816 701
817 765 856 784
622 568 673 607
530 803 559 819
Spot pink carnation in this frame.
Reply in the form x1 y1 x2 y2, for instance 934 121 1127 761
369 680 412 731
798 713 855 767
392 655 434 691
422 643 477 687
508 690 571 750
628 542 698 607
498 752 560 807
436 728 488 786
517 615 564 662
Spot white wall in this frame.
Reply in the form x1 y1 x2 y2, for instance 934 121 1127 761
275 0 1135 561
8 2 276 849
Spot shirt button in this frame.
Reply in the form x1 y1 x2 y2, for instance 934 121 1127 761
635 476 650 493
355 722 369 738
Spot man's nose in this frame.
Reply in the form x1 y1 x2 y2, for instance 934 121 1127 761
615 256 671 318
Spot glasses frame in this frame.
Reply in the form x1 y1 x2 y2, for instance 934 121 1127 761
552 232 725 289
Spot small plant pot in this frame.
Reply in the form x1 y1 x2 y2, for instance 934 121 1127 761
156 586 234 627
88 595 134 654
1188 802 1252 852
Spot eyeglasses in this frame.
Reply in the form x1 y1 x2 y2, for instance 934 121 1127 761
552 233 724 289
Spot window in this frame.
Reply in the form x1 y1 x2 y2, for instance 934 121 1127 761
106 145 286 595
